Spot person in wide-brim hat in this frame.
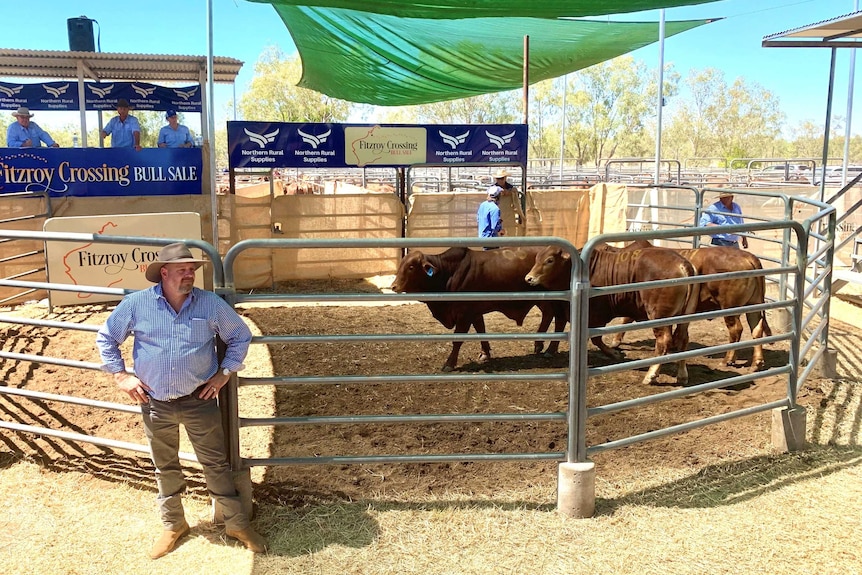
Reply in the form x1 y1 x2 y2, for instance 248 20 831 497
144 242 208 282
11 106 33 118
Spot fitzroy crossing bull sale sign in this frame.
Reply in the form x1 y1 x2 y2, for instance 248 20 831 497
227 122 528 169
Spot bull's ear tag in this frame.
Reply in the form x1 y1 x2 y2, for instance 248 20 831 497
426 267 435 277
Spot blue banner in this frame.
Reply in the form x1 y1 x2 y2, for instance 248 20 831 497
85 82 202 113
0 148 202 197
227 122 528 169
0 81 80 112
0 81 202 113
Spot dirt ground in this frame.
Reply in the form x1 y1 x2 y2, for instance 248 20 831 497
1 279 861 507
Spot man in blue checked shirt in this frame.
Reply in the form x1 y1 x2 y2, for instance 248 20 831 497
157 109 194 148
100 98 142 150
699 190 749 249
6 107 59 148
96 242 266 559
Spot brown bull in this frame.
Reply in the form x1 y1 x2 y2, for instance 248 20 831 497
391 247 566 371
525 245 701 385
610 241 772 370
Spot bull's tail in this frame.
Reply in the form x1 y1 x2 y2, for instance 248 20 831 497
671 274 702 352
747 269 772 339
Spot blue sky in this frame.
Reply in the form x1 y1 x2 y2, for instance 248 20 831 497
3 0 862 135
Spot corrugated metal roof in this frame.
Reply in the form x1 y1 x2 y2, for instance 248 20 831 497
763 10 862 47
0 49 243 83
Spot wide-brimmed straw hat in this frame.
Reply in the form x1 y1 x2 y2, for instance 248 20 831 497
717 191 734 199
11 106 33 118
145 242 208 282
494 168 510 179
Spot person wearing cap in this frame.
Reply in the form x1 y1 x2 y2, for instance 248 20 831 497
96 242 266 558
100 98 142 150
6 107 59 148
157 109 194 148
698 190 748 249
477 185 506 245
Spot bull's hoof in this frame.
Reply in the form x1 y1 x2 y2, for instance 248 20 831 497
542 351 555 359
441 364 455 372
752 360 766 372
478 352 491 363
642 375 659 385
533 343 545 355
602 349 624 361
676 376 689 386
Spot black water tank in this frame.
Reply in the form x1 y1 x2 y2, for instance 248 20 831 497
67 17 95 52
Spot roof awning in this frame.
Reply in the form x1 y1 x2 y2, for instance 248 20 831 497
762 10 862 48
0 49 243 83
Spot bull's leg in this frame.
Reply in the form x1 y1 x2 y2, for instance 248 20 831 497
643 327 671 385
607 317 635 349
722 315 744 366
592 335 624 360
442 315 486 372
670 323 690 386
539 302 569 356
747 311 770 371
534 303 552 354
473 315 492 363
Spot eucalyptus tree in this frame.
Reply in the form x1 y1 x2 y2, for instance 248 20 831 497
239 46 353 123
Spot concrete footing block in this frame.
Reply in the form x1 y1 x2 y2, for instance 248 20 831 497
770 308 793 334
819 346 838 379
557 461 596 518
212 468 254 525
771 406 807 453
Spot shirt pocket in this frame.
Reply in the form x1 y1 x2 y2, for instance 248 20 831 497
189 318 214 343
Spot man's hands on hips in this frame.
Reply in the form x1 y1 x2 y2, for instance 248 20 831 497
198 371 231 400
114 372 151 404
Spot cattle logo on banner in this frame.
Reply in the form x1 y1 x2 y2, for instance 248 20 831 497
227 122 527 169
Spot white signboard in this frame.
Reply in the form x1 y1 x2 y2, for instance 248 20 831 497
44 212 203 306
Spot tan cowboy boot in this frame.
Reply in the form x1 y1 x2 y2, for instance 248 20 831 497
149 521 190 559
225 526 267 553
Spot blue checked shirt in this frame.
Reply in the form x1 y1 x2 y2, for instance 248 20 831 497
96 284 252 401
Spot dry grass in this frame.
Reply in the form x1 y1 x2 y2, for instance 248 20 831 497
1 298 862 574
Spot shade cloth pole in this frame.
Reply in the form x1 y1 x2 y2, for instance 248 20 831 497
820 47 837 203
523 35 529 126
560 74 567 180
654 9 666 185
207 0 218 247
842 0 859 187
76 62 87 148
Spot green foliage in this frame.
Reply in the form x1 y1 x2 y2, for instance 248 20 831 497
239 46 353 122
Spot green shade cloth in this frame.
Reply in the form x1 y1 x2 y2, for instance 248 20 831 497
254 0 714 19
272 6 710 105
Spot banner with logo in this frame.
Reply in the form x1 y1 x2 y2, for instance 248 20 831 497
0 81 80 112
227 122 528 169
84 82 202 112
43 212 204 306
0 148 202 197
0 81 202 113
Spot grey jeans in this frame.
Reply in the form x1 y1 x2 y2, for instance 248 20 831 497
140 394 249 531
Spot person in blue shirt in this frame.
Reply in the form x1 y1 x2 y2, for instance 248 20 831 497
157 109 194 148
100 98 142 150
699 191 749 249
6 107 59 148
96 242 266 559
477 185 505 245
